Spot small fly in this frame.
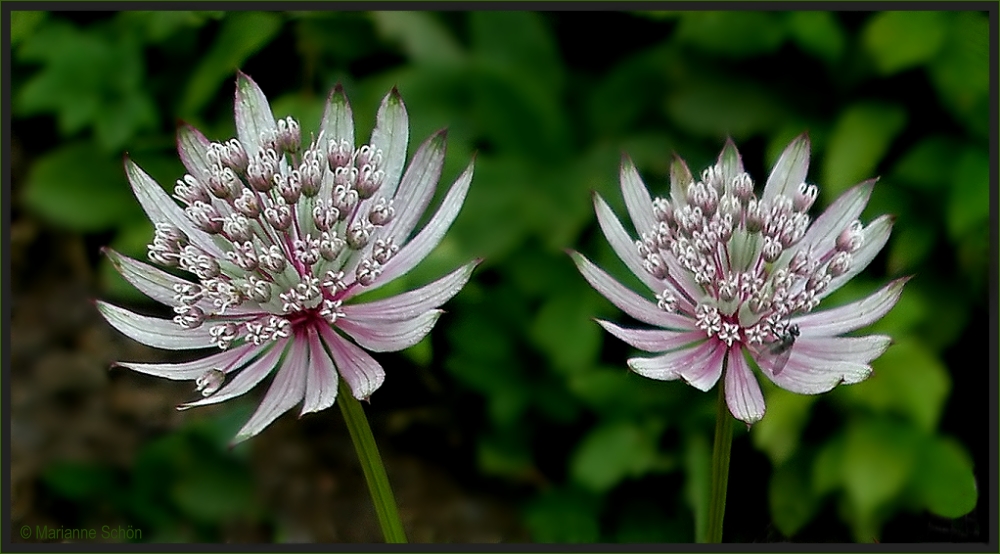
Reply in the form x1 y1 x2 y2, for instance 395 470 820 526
758 323 799 376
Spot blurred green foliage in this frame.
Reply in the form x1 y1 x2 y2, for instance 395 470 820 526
12 10 988 543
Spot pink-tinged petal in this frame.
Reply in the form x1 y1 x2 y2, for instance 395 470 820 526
369 87 409 200
792 335 892 364
337 309 442 353
320 83 354 148
97 301 215 350
104 248 191 307
233 340 307 443
762 133 810 202
680 339 727 391
620 155 657 237
179 341 288 409
798 179 876 256
114 342 258 381
124 158 223 258
349 159 474 299
596 319 704 353
795 277 910 337
593 192 662 293
725 345 766 424
234 71 277 159
318 325 385 400
821 214 894 299
177 123 214 184
301 327 338 415
569 251 697 331
669 153 694 207
716 138 745 187
343 260 479 322
383 129 447 242
627 339 719 388
762 354 872 394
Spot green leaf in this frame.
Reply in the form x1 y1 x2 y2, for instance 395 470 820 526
886 223 936 274
751 385 816 465
915 436 978 518
524 486 601 543
179 12 283 116
469 11 563 93
568 366 684 418
821 102 906 199
769 454 821 537
23 142 140 231
928 12 989 132
786 11 846 64
570 419 661 493
683 432 712 541
675 12 785 58
477 432 533 480
862 11 948 75
840 417 921 515
42 461 117 501
170 463 256 522
946 146 989 241
666 78 785 139
529 285 603 374
10 10 46 46
890 135 962 193
370 11 464 66
812 431 845 496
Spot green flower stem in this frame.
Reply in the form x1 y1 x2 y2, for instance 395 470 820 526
338 384 407 543
703 356 734 544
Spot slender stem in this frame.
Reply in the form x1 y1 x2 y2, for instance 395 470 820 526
703 356 734 544
338 384 407 543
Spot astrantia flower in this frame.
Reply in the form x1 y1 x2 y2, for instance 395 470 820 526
571 135 906 425
99 72 477 442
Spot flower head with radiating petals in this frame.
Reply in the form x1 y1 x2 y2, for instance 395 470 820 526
99 72 477 442
571 135 906 425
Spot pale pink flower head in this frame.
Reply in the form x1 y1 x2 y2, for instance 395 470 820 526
99 72 477 442
571 136 906 425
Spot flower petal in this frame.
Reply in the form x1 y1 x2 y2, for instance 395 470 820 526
794 277 910 337
821 214 894 299
798 179 876 256
681 339 727 391
369 87 409 200
669 153 694 208
177 123 214 184
179 340 288 409
716 137 745 188
320 83 354 148
725 346 766 424
384 129 447 242
349 158 474 299
234 70 277 159
337 310 442 353
593 192 662 293
124 158 223 258
301 327 339 415
792 335 892 364
595 319 703 353
343 260 479 322
114 342 258 380
97 301 216 350
569 251 697 331
762 355 872 394
762 133 810 202
627 339 721 390
318 325 385 400
104 248 191 307
233 340 307 443
620 155 656 237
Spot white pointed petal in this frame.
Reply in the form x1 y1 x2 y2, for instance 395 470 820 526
337 310 442 353
762 353 872 394
104 249 189 307
319 325 385 400
232 340 307 443
179 340 288 409
595 319 703 353
680 339 726 392
234 71 277 159
669 154 694 207
569 251 697 331
620 156 657 237
762 134 810 202
349 159 473 299
792 335 892 364
627 339 719 387
716 138 745 186
320 84 354 148
593 193 662 293
115 343 258 380
799 179 876 256
343 260 479 322
795 277 910 337
177 123 214 184
821 214 894 299
384 129 447 241
369 88 409 199
301 327 339 415
124 158 223 258
725 346 766 424
97 301 215 350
